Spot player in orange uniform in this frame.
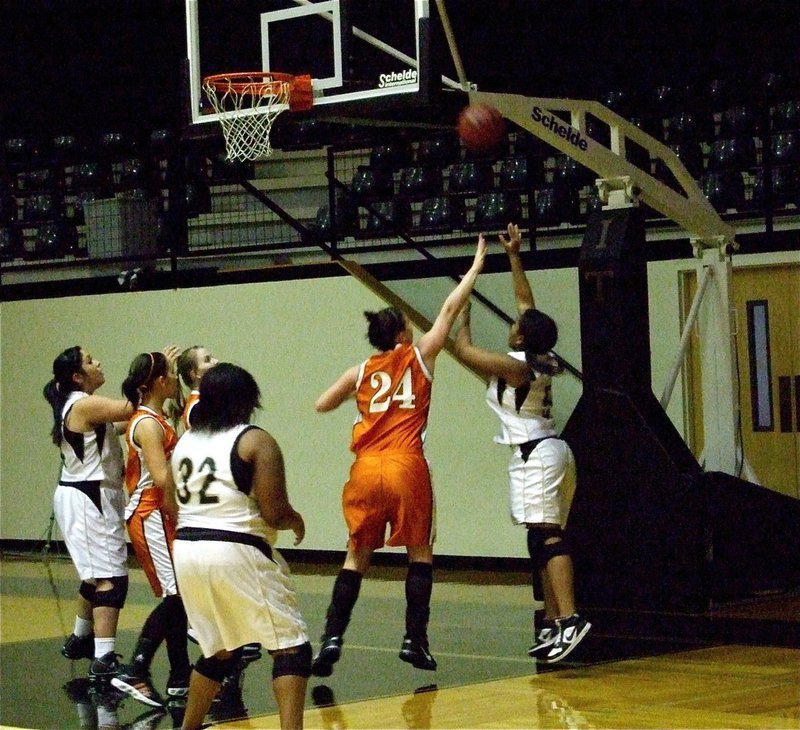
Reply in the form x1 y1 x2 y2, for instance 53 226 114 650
110 347 192 708
176 346 219 432
311 236 487 676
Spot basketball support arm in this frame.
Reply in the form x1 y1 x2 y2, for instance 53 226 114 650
466 90 748 480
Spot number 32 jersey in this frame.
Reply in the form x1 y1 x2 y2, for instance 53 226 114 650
351 343 432 455
172 424 277 545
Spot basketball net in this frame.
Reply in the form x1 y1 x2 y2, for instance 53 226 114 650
203 72 312 161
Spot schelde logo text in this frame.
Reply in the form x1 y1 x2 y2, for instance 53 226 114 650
378 69 417 88
531 106 589 151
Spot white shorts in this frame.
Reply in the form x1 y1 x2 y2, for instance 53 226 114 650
508 438 574 526
173 538 308 657
54 483 128 580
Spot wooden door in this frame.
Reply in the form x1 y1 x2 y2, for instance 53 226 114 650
684 262 800 497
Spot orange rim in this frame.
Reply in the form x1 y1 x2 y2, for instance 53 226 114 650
203 71 294 96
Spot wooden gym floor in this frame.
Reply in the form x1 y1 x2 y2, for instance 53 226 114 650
1 551 800 730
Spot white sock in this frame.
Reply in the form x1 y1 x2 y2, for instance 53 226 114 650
94 637 115 658
74 616 93 637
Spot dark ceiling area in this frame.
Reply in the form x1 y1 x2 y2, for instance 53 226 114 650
2 0 798 140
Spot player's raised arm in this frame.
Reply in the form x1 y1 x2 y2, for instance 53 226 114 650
417 234 487 370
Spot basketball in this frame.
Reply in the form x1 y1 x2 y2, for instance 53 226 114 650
457 103 506 152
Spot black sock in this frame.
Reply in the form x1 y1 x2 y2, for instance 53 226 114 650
163 595 191 678
133 601 168 673
405 562 433 644
323 569 362 639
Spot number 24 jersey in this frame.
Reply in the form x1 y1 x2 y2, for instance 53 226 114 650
350 343 432 455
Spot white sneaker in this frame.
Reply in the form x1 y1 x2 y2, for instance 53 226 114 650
541 614 591 663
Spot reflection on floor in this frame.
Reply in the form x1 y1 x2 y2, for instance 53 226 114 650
2 553 799 729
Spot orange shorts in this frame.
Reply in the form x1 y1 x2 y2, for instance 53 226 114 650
343 451 435 551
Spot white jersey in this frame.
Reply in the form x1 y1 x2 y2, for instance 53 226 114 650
59 390 124 489
172 425 277 545
55 390 127 579
486 351 558 445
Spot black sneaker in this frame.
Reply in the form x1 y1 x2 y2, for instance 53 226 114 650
88 651 121 682
166 669 191 698
541 614 591 664
527 622 558 658
110 667 163 707
241 642 262 663
62 633 95 660
311 636 343 677
399 638 437 671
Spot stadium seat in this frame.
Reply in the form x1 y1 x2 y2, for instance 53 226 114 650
398 166 442 199
668 110 712 144
17 167 57 194
449 161 494 194
31 221 78 259
417 196 465 231
554 154 593 189
370 142 413 171
71 190 100 225
0 184 17 225
50 135 81 166
702 170 745 213
771 131 800 165
719 106 759 138
416 135 460 168
770 100 800 132
749 166 798 212
600 89 632 116
313 190 358 237
707 137 758 172
182 175 212 217
23 192 62 222
499 156 539 190
70 162 113 196
0 224 24 260
351 166 394 200
364 199 412 235
98 131 136 162
473 191 521 230
2 137 37 170
534 185 580 228
118 158 148 191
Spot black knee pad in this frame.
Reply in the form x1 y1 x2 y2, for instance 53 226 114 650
271 642 312 680
79 580 97 603
93 575 129 609
542 531 570 564
196 654 236 683
527 525 568 571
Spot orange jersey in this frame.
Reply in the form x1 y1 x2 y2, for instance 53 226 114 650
350 343 432 455
181 390 200 432
124 406 178 518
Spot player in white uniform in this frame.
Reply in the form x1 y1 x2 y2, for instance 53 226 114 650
44 346 134 681
165 363 310 730
454 223 590 664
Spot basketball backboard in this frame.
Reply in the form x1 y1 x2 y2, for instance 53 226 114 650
185 0 457 127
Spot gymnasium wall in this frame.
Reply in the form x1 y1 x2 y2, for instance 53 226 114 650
1 249 794 555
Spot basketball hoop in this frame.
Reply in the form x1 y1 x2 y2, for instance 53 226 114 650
202 72 313 161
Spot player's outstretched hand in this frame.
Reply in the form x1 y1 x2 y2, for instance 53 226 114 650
499 223 521 256
162 345 181 368
471 233 487 273
289 511 306 546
